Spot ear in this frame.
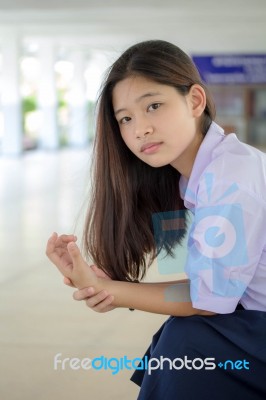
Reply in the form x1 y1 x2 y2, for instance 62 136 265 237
187 84 206 118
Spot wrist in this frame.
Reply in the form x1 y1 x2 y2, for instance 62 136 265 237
95 276 109 293
101 278 116 297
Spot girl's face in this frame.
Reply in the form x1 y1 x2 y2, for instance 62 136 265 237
112 75 206 178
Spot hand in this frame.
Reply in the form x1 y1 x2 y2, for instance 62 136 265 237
46 233 99 290
46 233 77 277
64 265 116 313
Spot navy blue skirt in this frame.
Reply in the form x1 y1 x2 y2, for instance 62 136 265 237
131 306 266 400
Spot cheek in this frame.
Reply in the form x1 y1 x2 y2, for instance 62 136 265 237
120 130 134 149
120 133 141 158
120 131 128 147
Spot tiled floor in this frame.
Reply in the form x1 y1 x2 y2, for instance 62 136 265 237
0 148 187 400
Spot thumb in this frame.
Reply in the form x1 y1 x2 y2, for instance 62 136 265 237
67 242 84 268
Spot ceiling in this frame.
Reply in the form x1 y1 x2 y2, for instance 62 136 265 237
0 0 265 55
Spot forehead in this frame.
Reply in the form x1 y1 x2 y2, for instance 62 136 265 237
112 75 171 109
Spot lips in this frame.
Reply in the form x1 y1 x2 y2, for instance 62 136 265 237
140 142 163 153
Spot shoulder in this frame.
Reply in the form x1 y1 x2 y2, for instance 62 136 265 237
200 133 266 203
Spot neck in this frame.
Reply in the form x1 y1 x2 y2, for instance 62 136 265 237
171 131 204 179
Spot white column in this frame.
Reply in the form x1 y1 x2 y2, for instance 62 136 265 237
68 50 88 147
37 40 58 149
84 52 112 140
1 28 23 155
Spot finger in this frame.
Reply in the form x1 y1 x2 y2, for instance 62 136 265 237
46 232 58 255
84 290 111 308
73 287 95 301
59 234 78 243
88 295 115 313
63 277 76 288
46 233 73 277
67 242 84 268
55 234 77 250
46 232 63 265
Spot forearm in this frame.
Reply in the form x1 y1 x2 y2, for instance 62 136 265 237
57 241 214 316
103 279 215 317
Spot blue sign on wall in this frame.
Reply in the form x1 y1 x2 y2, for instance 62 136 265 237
192 55 266 84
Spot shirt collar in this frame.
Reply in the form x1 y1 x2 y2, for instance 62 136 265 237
179 121 225 209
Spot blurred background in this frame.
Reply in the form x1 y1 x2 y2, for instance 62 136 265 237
0 1 266 399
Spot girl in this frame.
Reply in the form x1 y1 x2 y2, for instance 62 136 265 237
46 40 266 399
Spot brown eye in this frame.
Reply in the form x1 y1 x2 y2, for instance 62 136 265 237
148 103 161 112
120 116 131 124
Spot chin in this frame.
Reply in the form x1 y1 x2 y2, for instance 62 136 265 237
144 159 170 168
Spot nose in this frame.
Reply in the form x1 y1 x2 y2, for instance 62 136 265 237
135 117 153 140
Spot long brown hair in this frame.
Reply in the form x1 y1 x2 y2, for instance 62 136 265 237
83 40 215 281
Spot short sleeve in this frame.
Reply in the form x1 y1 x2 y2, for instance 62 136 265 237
185 179 266 313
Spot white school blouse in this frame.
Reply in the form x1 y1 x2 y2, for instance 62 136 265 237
179 122 266 313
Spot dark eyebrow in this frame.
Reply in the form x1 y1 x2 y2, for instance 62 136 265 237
114 92 162 116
